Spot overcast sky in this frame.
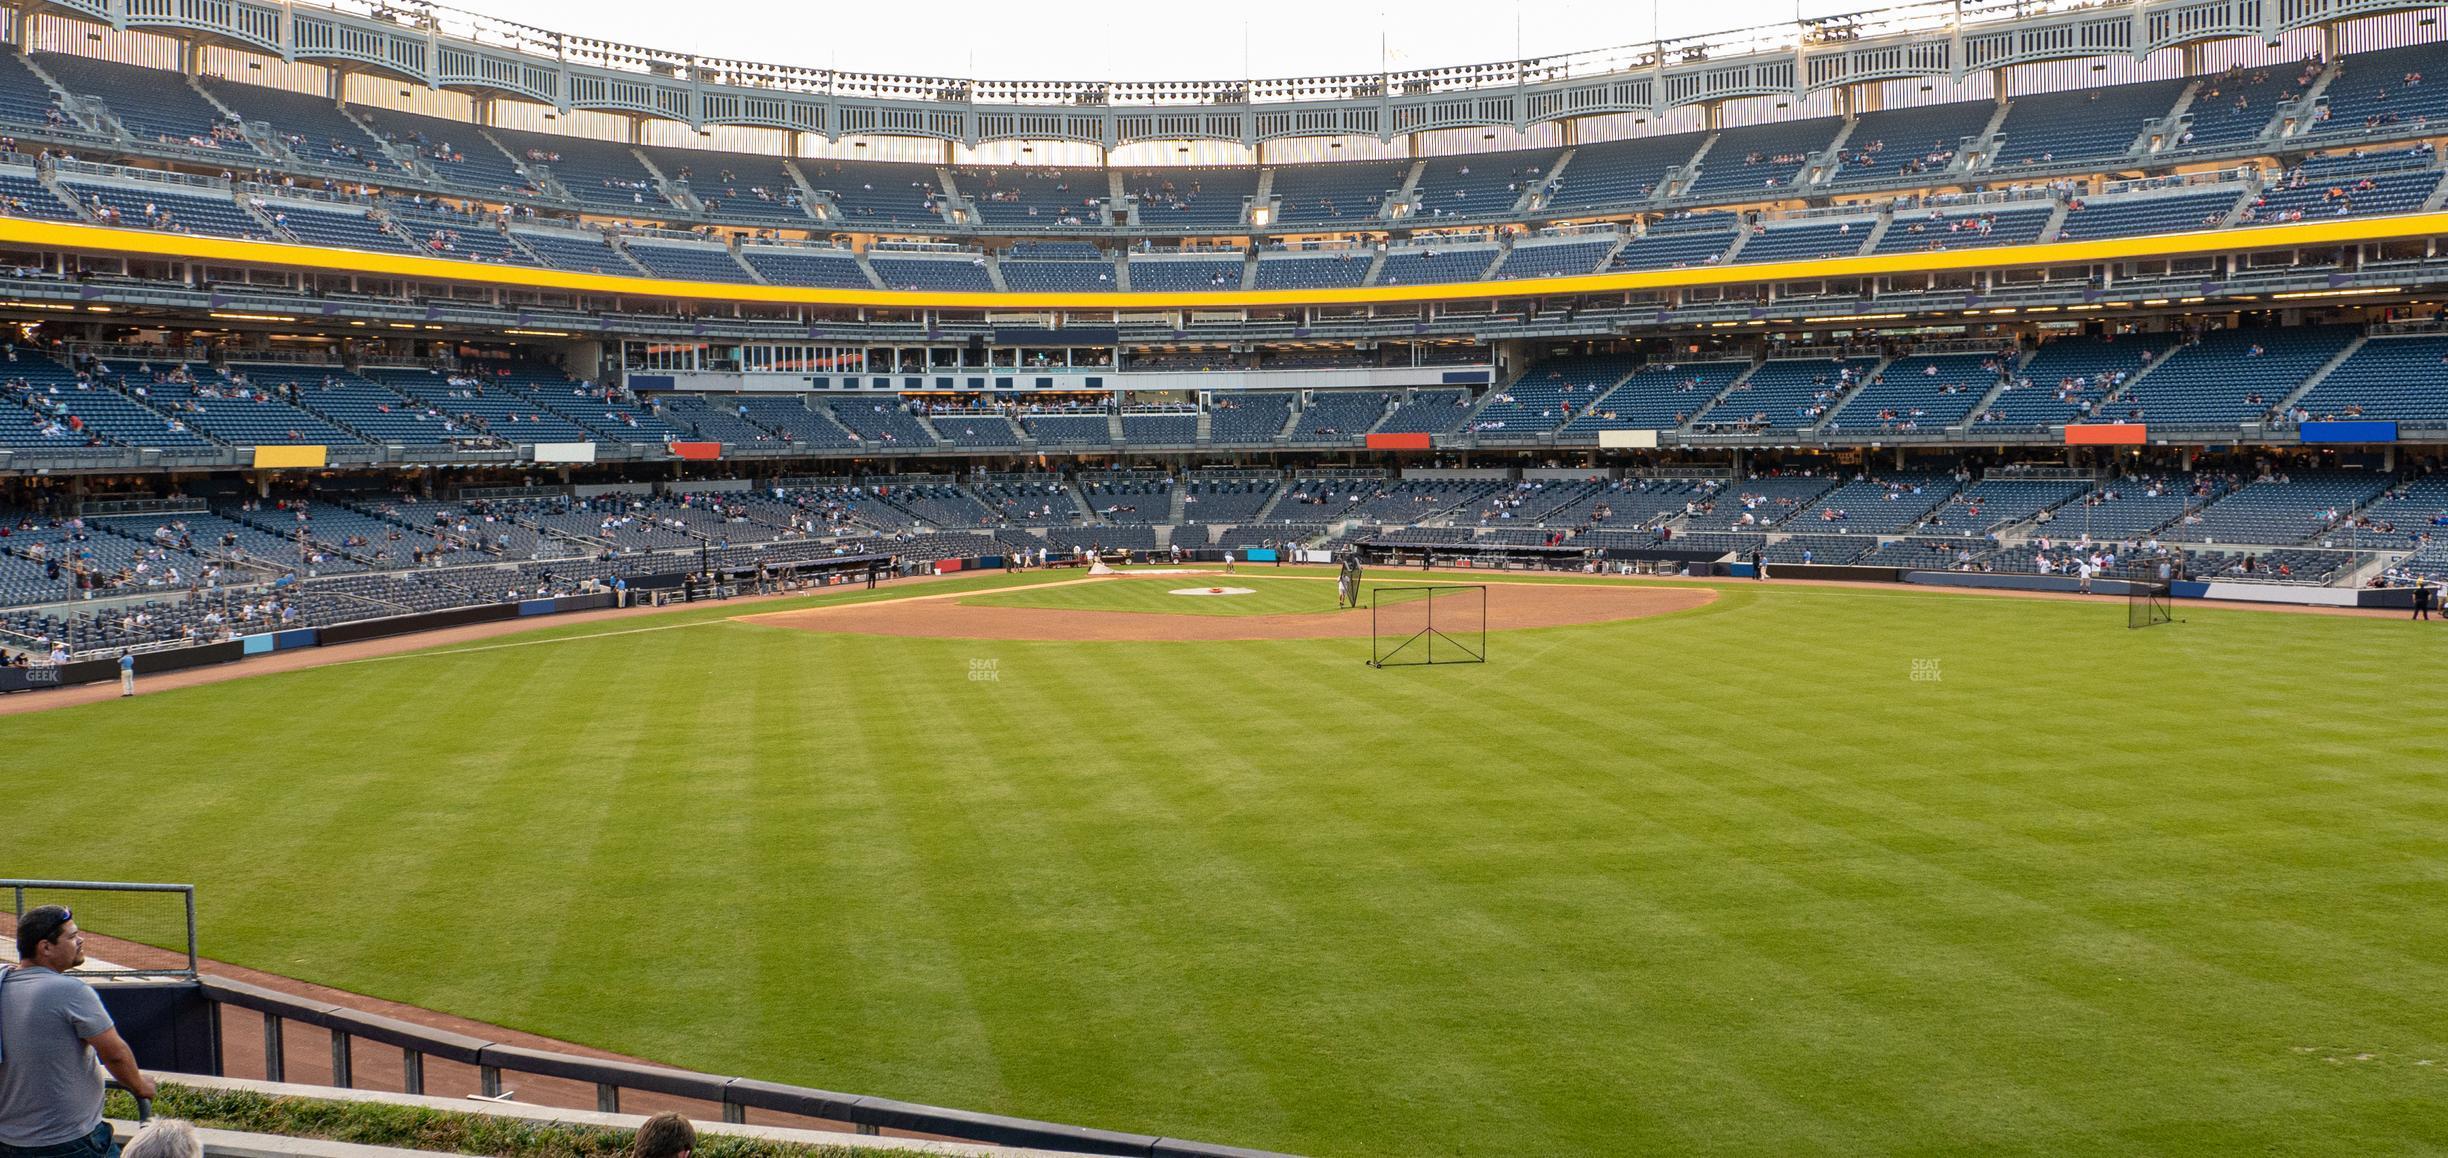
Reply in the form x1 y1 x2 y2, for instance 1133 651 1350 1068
450 0 1821 81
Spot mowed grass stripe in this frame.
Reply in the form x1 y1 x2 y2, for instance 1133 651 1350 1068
8 580 2448 1157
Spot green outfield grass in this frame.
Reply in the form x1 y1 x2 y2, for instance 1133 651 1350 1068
10 573 2448 1157
963 573 1429 617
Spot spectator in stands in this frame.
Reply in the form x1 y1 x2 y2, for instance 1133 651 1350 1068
0 906 158 1158
120 1120 202 1158
632 1112 695 1158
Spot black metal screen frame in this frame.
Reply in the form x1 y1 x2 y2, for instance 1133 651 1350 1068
1368 584 1487 667
2127 581 2175 629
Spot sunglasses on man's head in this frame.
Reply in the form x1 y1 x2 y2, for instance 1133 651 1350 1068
22 907 72 940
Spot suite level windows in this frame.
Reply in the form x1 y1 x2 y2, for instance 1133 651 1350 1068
632 343 869 373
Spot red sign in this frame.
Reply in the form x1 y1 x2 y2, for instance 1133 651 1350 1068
1365 432 1434 450
666 441 722 460
2063 424 2147 446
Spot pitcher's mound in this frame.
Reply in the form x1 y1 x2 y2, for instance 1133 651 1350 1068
743 580 1712 642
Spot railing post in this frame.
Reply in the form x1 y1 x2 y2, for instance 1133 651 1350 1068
721 1104 745 1125
401 1049 424 1096
595 1084 619 1114
262 1014 285 1082
330 1030 352 1089
205 999 224 1078
479 1065 502 1098
856 1123 879 1136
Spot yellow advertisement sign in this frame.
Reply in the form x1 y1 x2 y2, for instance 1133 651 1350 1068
251 445 329 469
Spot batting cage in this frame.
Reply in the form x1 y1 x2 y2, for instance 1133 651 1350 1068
1367 584 1487 667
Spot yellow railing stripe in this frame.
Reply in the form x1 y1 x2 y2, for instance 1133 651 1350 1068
0 211 2437 312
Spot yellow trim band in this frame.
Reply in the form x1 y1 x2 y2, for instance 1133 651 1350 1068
0 212 2436 312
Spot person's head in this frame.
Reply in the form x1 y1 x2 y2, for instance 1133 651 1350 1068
15 904 84 968
122 1119 202 1158
633 1113 695 1158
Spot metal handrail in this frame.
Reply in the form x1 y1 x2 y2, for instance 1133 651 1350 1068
196 976 1287 1155
4 880 198 978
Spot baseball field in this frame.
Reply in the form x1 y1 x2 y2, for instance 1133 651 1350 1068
9 567 2448 1157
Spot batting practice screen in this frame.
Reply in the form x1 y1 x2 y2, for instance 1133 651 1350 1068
1368 584 1488 667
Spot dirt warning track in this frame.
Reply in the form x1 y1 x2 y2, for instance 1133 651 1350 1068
739 576 1715 641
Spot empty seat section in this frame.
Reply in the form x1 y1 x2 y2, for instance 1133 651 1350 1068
1830 100 1995 183
263 200 418 254
198 78 395 172
624 241 755 283
2292 335 2448 422
868 253 995 292
1118 413 1197 444
1407 149 1553 219
1019 413 1111 446
1122 168 1257 230
1375 389 1473 435
796 158 946 226
817 399 936 447
2181 62 2317 146
2238 167 2439 224
740 247 873 289
999 242 1116 292
1607 220 1739 270
931 413 1025 449
1685 118 1841 198
1287 392 1391 443
1127 257 1245 291
36 54 234 148
1493 240 1610 280
637 145 812 222
388 208 545 265
1206 393 1295 443
488 126 662 211
1827 353 2004 430
511 229 635 274
1731 219 1872 264
1473 355 1637 436
1267 160 1404 226
0 52 66 131
1567 361 1753 433
1871 204 2054 253
2114 326 2357 426
0 169 82 221
1375 246 1497 285
2054 188 2244 240
58 179 269 239
1992 332 2181 427
1544 132 1706 210
1989 80 2185 169
2304 43 2448 138
1254 253 1370 289
1691 357 1877 432
2164 470 2391 544
956 166 1104 227
348 106 533 195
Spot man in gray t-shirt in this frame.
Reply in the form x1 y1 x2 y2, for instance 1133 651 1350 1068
0 906 157 1157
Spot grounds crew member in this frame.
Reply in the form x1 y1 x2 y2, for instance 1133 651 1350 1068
0 905 158 1158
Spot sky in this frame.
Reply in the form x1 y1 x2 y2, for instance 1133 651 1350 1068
445 0 1824 82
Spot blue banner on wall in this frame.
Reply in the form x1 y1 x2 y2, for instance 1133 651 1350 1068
2298 421 2397 443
